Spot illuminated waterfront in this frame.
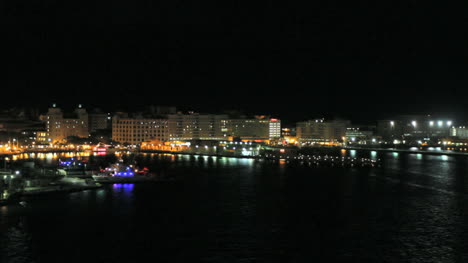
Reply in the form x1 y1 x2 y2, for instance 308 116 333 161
2 151 468 262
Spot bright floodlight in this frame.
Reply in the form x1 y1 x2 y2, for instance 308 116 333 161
429 121 434 126
411 121 417 127
438 121 443 127
447 121 452 126
390 121 394 126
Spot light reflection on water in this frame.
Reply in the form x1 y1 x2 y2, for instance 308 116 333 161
2 151 468 262
113 183 134 192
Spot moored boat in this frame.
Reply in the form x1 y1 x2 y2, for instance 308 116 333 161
91 163 163 183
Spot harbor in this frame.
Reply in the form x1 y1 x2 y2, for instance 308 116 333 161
1 148 381 206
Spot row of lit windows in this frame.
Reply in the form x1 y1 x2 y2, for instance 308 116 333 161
114 125 167 129
116 120 168 125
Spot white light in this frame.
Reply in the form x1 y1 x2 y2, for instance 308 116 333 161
411 121 417 127
390 121 394 126
429 121 434 126
438 121 443 127
447 121 452 126
15 171 20 175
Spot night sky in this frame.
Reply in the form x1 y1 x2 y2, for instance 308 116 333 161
3 1 468 123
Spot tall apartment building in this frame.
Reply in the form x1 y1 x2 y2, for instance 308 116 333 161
167 113 228 141
296 119 350 142
112 115 169 144
224 118 281 140
45 105 89 142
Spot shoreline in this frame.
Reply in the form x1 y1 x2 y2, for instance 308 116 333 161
342 146 468 157
20 184 102 196
137 150 262 159
1 184 102 206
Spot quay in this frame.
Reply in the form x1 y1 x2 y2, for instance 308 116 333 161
342 146 468 157
137 149 379 167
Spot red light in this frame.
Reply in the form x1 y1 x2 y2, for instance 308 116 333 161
270 118 278 121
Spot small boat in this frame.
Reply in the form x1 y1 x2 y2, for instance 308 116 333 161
92 163 159 183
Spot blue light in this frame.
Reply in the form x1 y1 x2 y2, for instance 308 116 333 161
113 184 134 191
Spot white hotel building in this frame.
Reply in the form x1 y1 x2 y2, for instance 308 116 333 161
112 112 281 144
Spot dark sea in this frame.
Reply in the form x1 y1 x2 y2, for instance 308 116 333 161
2 150 468 263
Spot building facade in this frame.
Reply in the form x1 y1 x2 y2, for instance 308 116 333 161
224 118 281 140
112 112 282 144
45 105 89 142
89 112 111 132
112 116 169 144
296 119 351 143
451 126 468 139
167 113 228 141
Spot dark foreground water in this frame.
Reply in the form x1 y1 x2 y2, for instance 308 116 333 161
2 151 468 263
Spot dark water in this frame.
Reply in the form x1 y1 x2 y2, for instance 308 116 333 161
2 151 468 263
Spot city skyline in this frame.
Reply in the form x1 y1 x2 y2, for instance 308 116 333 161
0 103 462 126
3 1 468 123
4 2 468 262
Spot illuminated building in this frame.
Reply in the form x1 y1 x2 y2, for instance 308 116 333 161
451 126 468 139
281 127 296 136
19 129 48 145
224 117 281 140
36 130 48 143
167 113 228 141
112 115 169 144
112 112 283 144
377 115 454 142
296 119 350 143
45 104 89 142
345 126 379 144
